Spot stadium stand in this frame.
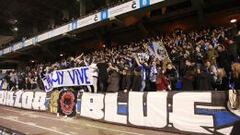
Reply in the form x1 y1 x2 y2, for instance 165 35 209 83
0 0 240 135
1 25 240 92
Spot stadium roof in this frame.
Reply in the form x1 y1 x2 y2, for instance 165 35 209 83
0 0 121 42
0 0 239 68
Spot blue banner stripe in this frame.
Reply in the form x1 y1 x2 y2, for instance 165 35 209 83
118 104 128 115
101 10 108 20
76 100 81 113
45 99 50 108
140 0 150 8
196 108 240 127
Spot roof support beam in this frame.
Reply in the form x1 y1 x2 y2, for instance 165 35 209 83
79 0 87 17
191 0 205 26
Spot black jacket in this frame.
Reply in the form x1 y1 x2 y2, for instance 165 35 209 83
214 77 229 91
182 66 195 90
217 51 231 73
195 71 214 90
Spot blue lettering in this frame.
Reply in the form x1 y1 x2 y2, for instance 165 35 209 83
82 67 91 84
74 69 80 85
44 85 51 91
51 72 60 85
46 75 53 86
56 71 64 85
76 100 81 113
68 69 81 85
76 69 85 84
68 70 76 84
48 67 91 87
44 76 52 91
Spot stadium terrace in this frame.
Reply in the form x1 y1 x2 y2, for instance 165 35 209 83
0 0 239 135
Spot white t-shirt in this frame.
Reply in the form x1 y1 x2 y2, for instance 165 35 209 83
89 63 98 77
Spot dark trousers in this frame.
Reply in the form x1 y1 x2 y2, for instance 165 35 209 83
149 81 156 91
98 79 108 93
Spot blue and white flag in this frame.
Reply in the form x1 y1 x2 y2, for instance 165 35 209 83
148 41 169 61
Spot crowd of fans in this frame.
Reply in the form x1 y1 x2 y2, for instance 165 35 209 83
1 25 240 93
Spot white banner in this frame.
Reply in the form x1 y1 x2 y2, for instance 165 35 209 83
3 47 11 54
13 42 22 51
78 13 101 28
108 1 138 18
74 91 240 135
150 0 165 5
52 24 69 37
42 66 94 92
0 89 239 134
0 91 47 111
24 38 33 47
37 32 49 42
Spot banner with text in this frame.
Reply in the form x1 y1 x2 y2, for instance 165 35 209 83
72 91 240 135
42 66 93 92
0 90 240 134
0 90 47 111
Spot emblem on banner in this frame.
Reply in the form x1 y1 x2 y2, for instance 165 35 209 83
59 89 76 116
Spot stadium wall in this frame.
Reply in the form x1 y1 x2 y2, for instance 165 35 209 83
0 90 239 135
